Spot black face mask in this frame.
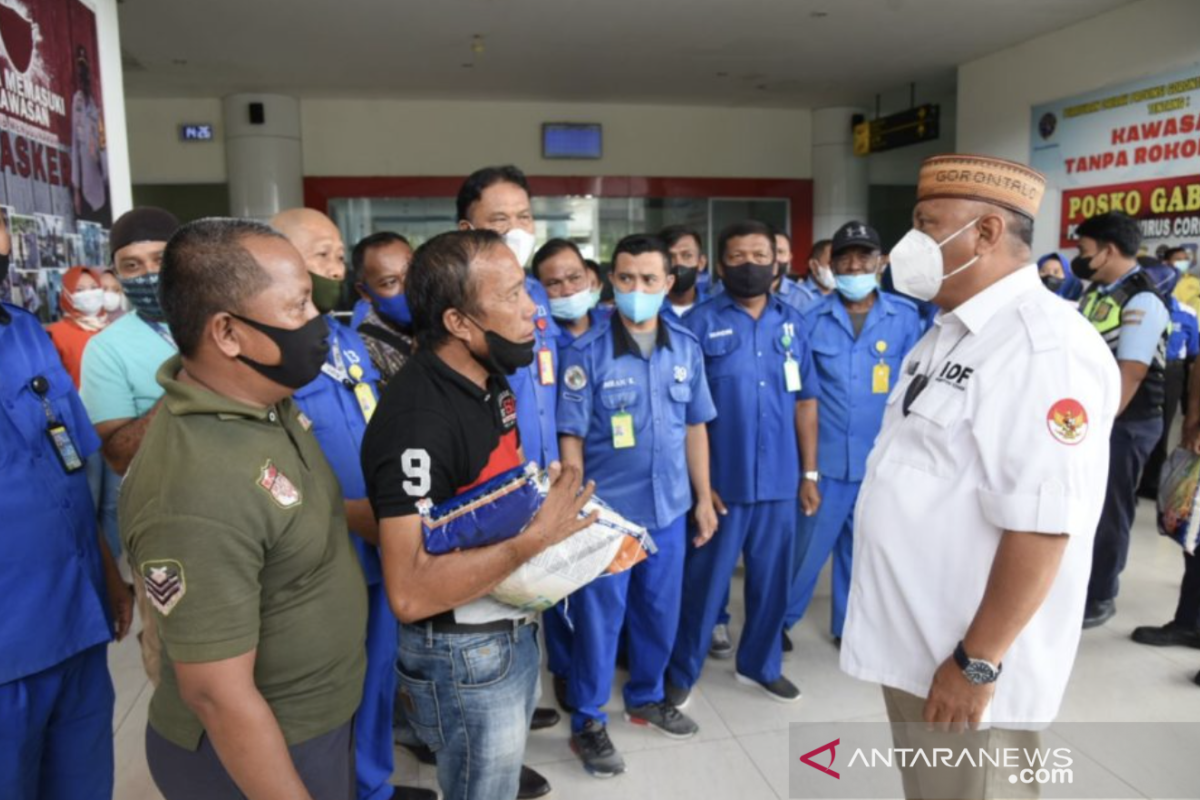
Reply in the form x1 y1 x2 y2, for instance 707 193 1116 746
467 316 535 376
1070 255 1097 281
232 313 330 390
671 266 699 295
721 261 777 299
1041 275 1065 294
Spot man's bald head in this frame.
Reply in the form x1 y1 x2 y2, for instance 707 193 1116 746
270 207 346 280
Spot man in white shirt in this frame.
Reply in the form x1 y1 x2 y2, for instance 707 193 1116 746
840 154 1120 799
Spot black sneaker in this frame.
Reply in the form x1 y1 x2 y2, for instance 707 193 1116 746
1131 621 1200 648
1083 599 1116 629
391 788 438 800
570 720 626 778
553 674 576 713
624 700 699 740
709 623 734 659
782 629 794 653
518 765 551 799
735 672 802 703
530 706 560 730
664 681 691 710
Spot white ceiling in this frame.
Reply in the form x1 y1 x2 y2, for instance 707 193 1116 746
117 0 1135 108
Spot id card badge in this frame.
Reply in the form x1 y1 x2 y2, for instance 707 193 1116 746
537 347 555 386
611 411 636 449
353 381 377 422
784 358 802 393
873 362 890 394
47 422 84 473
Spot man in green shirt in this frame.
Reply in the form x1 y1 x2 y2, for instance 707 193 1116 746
120 217 367 800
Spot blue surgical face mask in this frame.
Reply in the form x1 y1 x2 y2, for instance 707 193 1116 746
835 273 877 302
549 287 593 322
364 285 412 328
614 289 665 324
589 288 602 309
1173 260 1192 274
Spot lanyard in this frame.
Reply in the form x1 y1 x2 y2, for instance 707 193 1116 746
142 317 178 350
321 336 351 384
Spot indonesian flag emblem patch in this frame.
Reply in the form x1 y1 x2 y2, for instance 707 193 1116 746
1047 398 1089 445
258 459 302 508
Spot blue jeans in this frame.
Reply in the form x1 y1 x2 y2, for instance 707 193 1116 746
396 621 540 800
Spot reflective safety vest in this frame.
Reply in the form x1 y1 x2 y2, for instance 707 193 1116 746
1079 269 1167 421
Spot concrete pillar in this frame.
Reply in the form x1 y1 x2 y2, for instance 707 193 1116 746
812 106 869 240
222 94 303 219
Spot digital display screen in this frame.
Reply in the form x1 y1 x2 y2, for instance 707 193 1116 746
179 124 215 142
542 123 602 159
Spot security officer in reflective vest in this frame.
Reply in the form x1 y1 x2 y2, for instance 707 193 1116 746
558 233 718 778
668 220 819 707
271 209 434 800
1074 212 1171 629
1 290 131 799
785 221 923 645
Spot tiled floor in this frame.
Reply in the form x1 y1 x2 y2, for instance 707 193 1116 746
112 501 1200 799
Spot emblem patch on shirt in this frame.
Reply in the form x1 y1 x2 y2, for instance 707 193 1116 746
564 365 588 390
498 389 518 428
673 365 688 383
142 560 186 617
296 411 313 431
257 459 303 508
1047 398 1089 445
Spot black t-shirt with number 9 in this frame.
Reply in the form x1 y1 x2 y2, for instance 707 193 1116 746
362 347 524 522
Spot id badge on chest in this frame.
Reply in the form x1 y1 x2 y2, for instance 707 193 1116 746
611 411 636 449
873 362 890 394
348 364 377 422
784 357 802 393
47 422 84 473
538 347 555 386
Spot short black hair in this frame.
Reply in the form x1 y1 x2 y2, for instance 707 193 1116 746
1076 211 1141 257
407 229 504 349
659 224 704 253
583 258 603 280
775 230 792 245
1164 246 1188 262
351 231 411 282
717 220 777 263
456 165 531 223
160 217 282 357
611 233 671 276
531 238 585 282
810 238 832 260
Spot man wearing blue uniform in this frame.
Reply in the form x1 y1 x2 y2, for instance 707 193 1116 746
785 221 923 647
668 220 819 707
558 233 719 777
456 166 560 797
774 229 819 313
1 225 131 798
272 209 434 800
661 225 712 319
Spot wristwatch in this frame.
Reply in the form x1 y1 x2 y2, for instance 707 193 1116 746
953 640 1002 685
803 470 821 483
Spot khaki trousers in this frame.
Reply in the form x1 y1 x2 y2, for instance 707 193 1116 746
882 686 1041 800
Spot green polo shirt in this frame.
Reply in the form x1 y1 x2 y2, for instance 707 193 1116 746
120 355 368 750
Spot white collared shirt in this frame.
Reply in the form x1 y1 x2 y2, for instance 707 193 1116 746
840 264 1120 728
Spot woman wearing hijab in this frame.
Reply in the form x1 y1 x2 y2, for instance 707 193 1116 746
46 266 109 386
1037 252 1084 302
99 268 127 322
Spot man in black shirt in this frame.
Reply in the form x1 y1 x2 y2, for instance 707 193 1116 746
362 229 595 800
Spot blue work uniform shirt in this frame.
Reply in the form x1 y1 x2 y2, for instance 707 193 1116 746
0 303 110 684
292 316 383 584
554 306 613 353
776 276 818 314
802 290 923 482
557 313 717 530
1167 296 1200 362
509 276 561 467
686 292 819 504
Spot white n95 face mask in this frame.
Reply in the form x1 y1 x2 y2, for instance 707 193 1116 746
889 217 981 302
503 228 537 267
